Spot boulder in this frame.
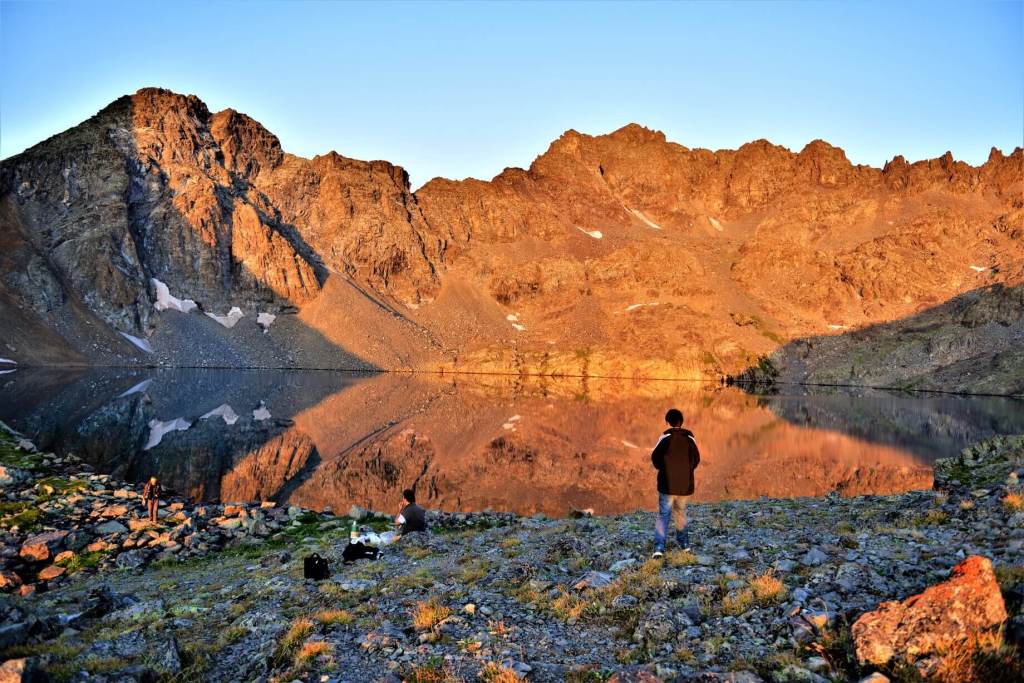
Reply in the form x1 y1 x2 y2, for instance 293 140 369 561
115 549 146 569
95 520 129 535
19 531 68 562
0 465 29 488
37 565 66 581
0 657 45 683
0 570 23 590
851 555 1008 666
64 530 91 551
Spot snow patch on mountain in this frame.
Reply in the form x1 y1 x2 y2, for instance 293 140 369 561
708 217 724 232
119 332 153 354
253 402 272 421
969 265 989 272
626 302 659 312
117 379 153 398
152 278 197 314
575 226 603 239
257 312 276 333
201 404 240 425
206 307 245 328
144 417 192 450
629 209 662 230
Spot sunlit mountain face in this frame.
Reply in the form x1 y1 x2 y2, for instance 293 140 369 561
4 368 1021 516
1 88 1021 395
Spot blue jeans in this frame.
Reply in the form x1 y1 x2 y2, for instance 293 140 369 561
654 493 689 550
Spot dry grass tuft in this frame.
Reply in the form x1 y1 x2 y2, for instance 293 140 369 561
930 631 1024 683
295 639 333 665
479 662 520 683
664 549 698 567
721 588 755 616
1002 493 1023 511
279 618 315 651
412 597 452 630
314 609 353 627
749 571 786 604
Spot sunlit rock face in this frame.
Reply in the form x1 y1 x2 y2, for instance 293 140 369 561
2 89 1021 390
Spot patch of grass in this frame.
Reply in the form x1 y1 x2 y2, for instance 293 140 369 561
294 639 334 666
929 631 1024 683
721 589 755 616
273 617 316 663
1003 493 1023 512
550 589 589 622
406 657 462 683
749 571 786 604
479 662 520 683
565 667 614 683
314 609 353 627
499 536 521 549
404 545 434 560
911 509 950 527
457 559 491 584
664 549 697 567
412 597 452 630
994 565 1024 590
218 626 249 646
395 566 436 591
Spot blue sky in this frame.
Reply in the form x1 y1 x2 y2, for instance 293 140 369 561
2 1 1021 188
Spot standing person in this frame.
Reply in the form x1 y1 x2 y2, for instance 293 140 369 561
395 488 427 536
651 408 700 558
142 476 162 523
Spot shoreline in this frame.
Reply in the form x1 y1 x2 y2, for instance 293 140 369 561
6 363 1024 400
1 429 1022 682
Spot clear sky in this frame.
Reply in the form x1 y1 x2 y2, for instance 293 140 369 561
2 1 1021 188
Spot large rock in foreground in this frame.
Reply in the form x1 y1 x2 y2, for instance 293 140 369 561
851 555 1008 666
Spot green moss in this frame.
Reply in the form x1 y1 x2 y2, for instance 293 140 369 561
57 550 109 574
0 502 44 532
36 476 88 494
0 431 48 470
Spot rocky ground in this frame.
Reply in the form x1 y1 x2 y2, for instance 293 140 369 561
1 427 1022 683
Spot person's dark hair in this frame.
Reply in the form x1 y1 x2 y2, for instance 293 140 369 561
665 408 684 427
403 488 416 504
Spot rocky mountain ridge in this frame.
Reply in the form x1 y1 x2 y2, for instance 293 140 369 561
1 88 1021 392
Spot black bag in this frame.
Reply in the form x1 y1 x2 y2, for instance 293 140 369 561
342 541 380 563
303 553 330 580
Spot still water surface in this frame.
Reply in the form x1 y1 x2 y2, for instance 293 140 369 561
2 368 1022 516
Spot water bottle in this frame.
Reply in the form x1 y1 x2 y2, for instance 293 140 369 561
349 519 358 544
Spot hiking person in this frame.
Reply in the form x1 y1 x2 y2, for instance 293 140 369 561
395 488 427 535
142 476 162 523
651 408 700 558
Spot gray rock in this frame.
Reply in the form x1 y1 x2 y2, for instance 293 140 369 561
573 571 612 590
115 549 146 569
95 520 129 535
801 548 828 566
609 558 637 573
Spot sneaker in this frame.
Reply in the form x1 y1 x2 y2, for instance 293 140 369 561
652 548 664 559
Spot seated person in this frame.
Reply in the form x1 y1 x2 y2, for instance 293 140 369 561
396 488 427 535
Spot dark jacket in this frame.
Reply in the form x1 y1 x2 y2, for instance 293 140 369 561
142 482 162 502
398 503 426 534
651 428 700 495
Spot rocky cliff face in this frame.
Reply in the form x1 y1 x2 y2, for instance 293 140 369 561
1 88 1021 391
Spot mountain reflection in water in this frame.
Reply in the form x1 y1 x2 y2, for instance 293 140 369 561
2 368 1022 516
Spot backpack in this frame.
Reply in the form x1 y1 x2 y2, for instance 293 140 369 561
303 553 330 580
342 541 380 563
